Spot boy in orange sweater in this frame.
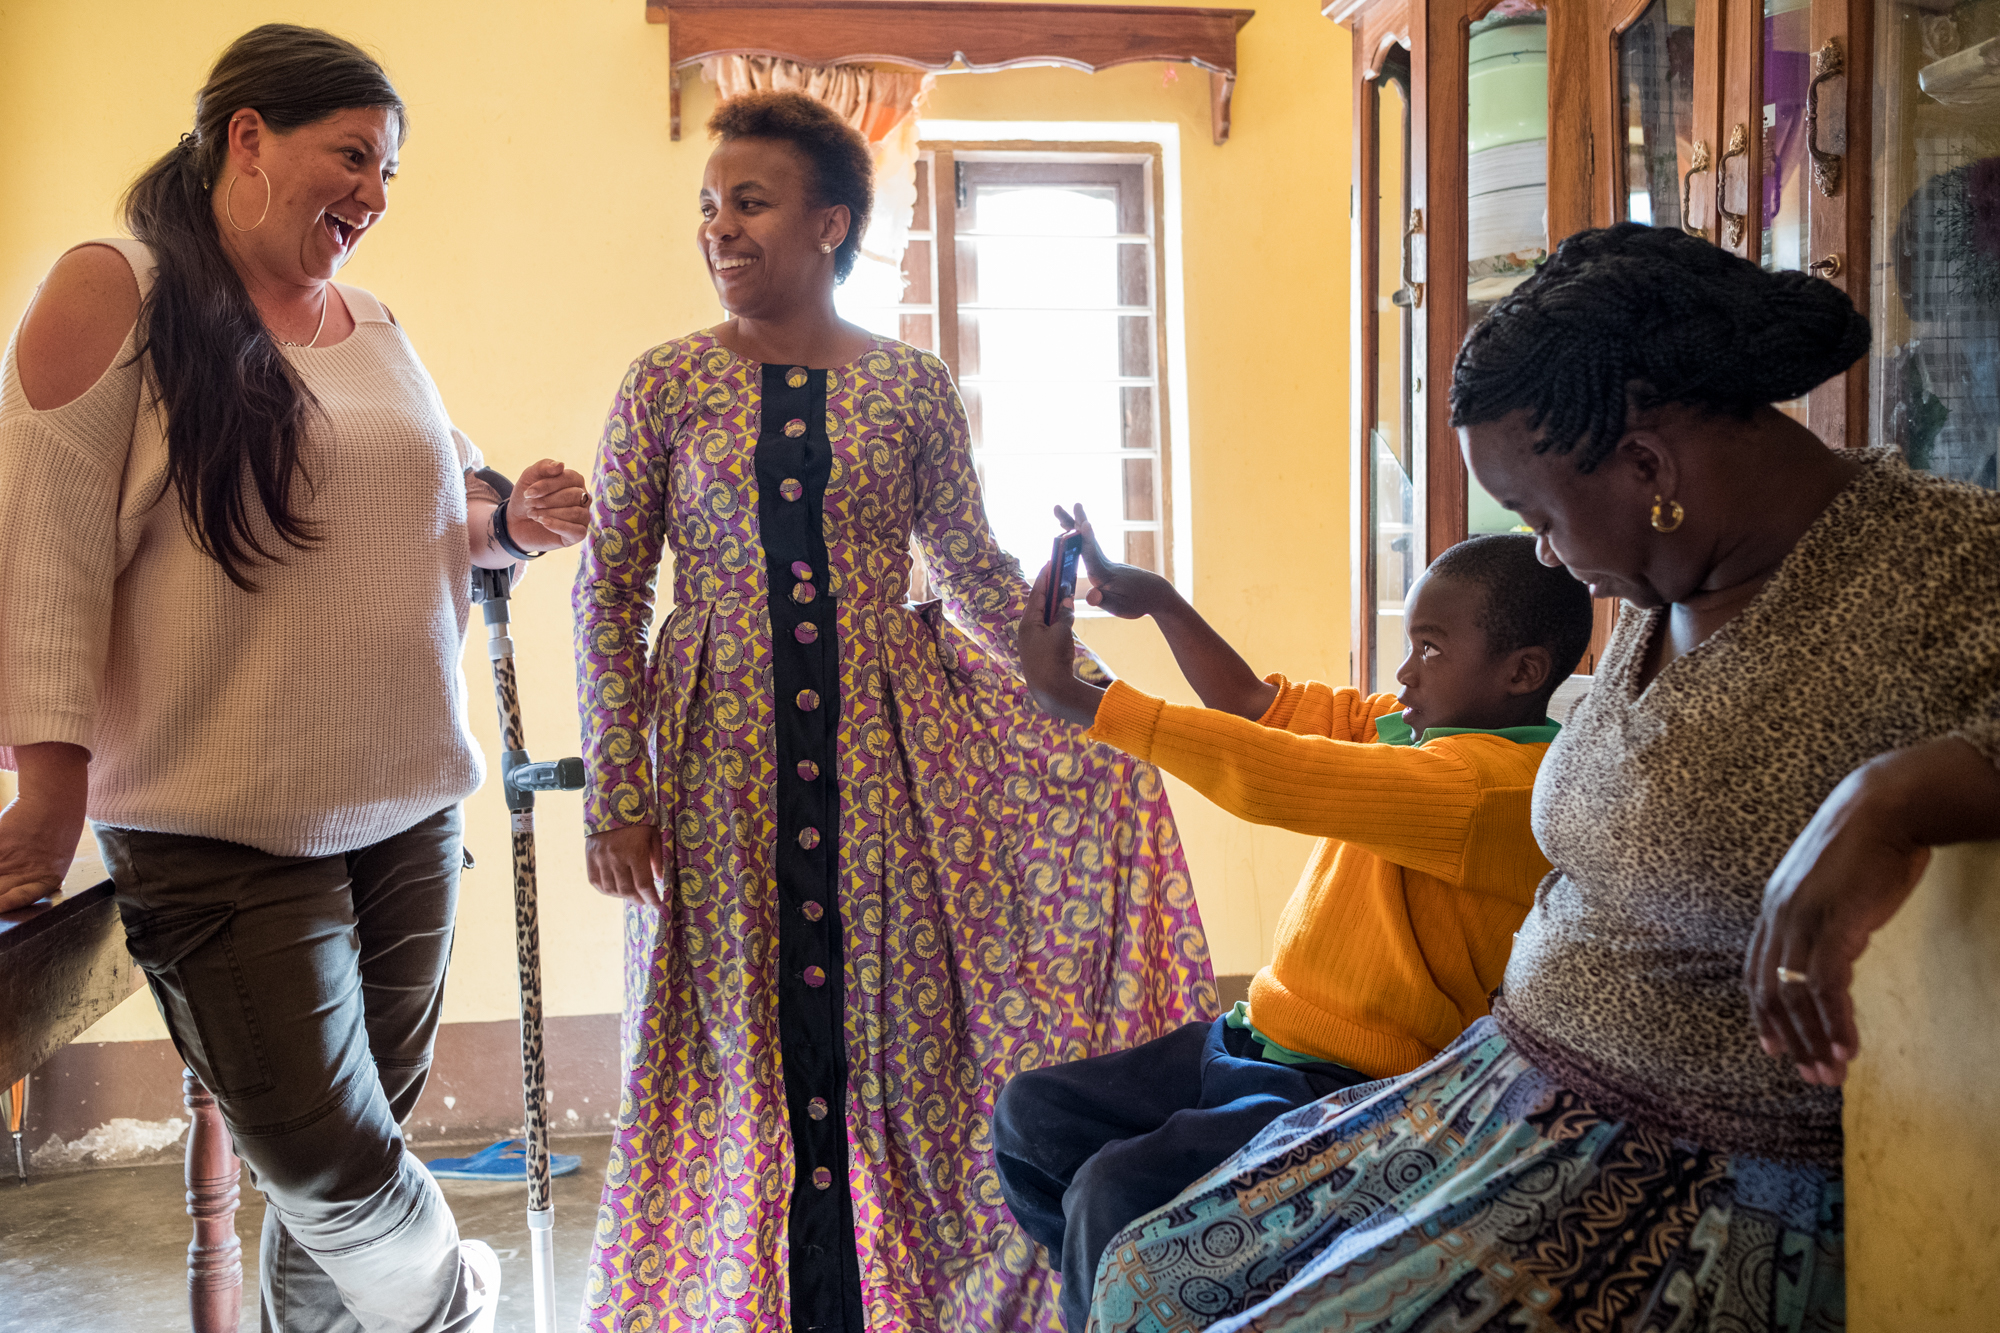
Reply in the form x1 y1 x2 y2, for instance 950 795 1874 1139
996 518 1594 1333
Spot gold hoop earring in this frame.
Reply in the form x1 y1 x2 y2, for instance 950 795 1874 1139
224 166 272 232
1651 495 1685 533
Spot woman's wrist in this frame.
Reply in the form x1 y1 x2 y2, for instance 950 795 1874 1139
11 742 90 813
491 500 542 561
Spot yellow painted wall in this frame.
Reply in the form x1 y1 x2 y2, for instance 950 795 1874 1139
0 0 1353 1042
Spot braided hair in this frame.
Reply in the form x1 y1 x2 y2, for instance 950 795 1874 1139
1449 224 1871 471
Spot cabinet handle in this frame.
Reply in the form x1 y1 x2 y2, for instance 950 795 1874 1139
1717 123 1750 249
1808 253 1843 280
1394 209 1425 309
1681 140 1712 240
1807 37 1845 197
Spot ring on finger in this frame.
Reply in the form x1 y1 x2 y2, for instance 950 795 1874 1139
1775 966 1810 985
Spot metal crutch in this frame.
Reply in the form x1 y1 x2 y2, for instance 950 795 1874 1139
470 476 585 1333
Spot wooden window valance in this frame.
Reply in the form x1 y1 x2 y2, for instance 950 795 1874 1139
647 0 1257 144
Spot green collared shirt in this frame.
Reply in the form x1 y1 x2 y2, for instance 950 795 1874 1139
1371 713 1563 748
1222 1001 1334 1067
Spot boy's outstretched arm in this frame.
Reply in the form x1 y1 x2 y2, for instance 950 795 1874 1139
1060 503 1278 721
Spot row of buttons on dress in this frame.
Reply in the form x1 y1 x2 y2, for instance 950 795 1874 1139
782 386 836 1193
786 461 831 1026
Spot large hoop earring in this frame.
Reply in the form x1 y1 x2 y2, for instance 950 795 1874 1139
1651 495 1685 533
224 167 272 232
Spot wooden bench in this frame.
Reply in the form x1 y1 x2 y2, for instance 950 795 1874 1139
1847 840 2000 1331
0 842 243 1333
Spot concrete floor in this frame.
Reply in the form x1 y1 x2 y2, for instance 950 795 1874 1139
0 1135 611 1333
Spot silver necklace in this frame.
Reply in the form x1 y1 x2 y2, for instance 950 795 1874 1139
275 288 330 349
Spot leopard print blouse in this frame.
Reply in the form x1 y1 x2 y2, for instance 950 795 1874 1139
1494 448 2000 1167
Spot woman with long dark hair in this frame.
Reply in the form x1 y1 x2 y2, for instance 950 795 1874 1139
1083 224 2000 1332
572 90 1216 1333
0 24 586 1330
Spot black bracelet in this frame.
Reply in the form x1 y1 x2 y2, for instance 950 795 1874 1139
491 502 542 561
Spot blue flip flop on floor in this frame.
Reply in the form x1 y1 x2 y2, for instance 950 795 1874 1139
424 1138 582 1182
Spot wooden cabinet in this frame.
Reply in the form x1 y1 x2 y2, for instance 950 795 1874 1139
1337 0 1608 687
1335 0 1999 689
1584 0 1873 438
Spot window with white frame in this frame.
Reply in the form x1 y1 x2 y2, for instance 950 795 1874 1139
837 146 1173 587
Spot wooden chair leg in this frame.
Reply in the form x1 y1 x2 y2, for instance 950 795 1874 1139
183 1067 242 1333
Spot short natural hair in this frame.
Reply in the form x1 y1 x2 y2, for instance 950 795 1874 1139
708 90 873 282
1449 223 1870 472
1426 534 1595 685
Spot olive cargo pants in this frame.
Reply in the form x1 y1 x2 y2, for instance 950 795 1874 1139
98 806 486 1333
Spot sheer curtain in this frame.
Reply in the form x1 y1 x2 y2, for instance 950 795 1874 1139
701 56 934 303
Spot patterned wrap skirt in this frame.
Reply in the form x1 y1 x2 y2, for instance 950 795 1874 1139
1087 1018 1844 1333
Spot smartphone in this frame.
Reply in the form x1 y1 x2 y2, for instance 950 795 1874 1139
1044 531 1083 625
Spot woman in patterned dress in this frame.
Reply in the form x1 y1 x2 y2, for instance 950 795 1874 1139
572 91 1216 1333
1084 226 2000 1331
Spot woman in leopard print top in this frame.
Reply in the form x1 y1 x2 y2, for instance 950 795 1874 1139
1081 225 2000 1333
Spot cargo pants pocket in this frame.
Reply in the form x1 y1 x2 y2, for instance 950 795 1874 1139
118 900 275 1100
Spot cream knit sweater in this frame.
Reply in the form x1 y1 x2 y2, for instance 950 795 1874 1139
0 240 485 857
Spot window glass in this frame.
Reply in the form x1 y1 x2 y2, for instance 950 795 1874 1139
957 161 1165 573
1620 0 1700 229
1466 8 1549 534
837 159 936 351
1371 53 1419 690
1870 0 2000 487
1762 0 1816 275
836 153 1172 576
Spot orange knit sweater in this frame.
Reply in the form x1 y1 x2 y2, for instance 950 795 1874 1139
1088 675 1553 1079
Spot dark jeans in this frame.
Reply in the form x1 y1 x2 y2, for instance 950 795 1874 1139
993 1017 1371 1333
98 807 484 1333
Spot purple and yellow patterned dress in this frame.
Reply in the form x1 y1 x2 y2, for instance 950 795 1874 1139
572 332 1217 1333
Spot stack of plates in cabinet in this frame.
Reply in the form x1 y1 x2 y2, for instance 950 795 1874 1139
1921 35 2000 106
1467 17 1549 304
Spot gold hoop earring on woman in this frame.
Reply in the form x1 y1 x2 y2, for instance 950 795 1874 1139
224 167 272 232
1651 495 1685 533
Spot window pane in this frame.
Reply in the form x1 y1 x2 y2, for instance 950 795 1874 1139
964 310 1126 380
976 186 1120 235
1870 0 2000 488
1762 0 1815 275
834 157 935 350
1466 10 1549 534
1619 0 1698 229
836 254 914 340
953 166 1166 574
969 381 1127 456
1372 55 1419 692
969 236 1124 306
978 453 1132 569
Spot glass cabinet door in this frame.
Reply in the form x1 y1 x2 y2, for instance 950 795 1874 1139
1365 49 1419 690
1465 5 1549 536
1761 0 1819 273
1870 0 2000 488
1618 0 1702 228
